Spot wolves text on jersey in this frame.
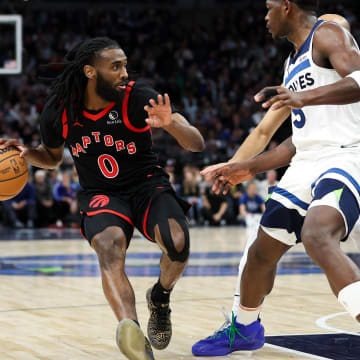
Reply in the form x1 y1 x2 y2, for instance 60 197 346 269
288 73 315 92
70 131 137 157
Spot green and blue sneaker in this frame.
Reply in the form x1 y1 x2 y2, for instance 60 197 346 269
192 312 264 356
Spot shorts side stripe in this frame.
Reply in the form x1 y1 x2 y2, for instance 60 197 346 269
85 209 134 227
273 187 309 211
142 199 153 241
261 198 305 243
311 168 360 196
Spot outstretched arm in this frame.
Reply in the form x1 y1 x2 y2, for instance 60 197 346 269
201 102 290 177
256 23 360 110
210 136 295 195
229 104 290 162
144 94 205 152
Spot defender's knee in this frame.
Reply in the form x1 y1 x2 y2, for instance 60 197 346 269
301 225 331 257
92 227 127 266
155 218 190 263
248 241 279 268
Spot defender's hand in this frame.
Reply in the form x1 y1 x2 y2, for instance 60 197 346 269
144 94 172 128
254 86 306 110
211 162 254 195
200 162 228 181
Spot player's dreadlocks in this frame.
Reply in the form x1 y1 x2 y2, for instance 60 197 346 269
46 37 120 126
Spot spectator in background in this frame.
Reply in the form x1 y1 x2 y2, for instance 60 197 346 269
164 158 181 194
256 169 278 200
34 169 55 227
201 182 231 226
3 182 36 228
227 184 245 224
239 181 265 240
183 93 198 123
180 165 202 225
52 171 78 227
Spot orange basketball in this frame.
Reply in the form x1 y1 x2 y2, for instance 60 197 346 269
0 147 28 201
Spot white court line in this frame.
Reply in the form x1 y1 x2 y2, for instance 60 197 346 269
316 312 360 336
264 343 331 359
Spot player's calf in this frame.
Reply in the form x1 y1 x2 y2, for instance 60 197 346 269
146 218 190 349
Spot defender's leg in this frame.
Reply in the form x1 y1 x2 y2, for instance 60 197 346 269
302 178 360 322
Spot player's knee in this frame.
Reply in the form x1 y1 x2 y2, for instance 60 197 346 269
157 218 190 263
92 228 127 265
301 225 330 256
248 242 277 267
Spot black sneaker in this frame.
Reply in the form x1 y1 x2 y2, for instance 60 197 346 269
116 319 155 360
146 287 172 350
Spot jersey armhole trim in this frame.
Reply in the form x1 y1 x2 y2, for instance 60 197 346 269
123 81 151 133
62 109 68 139
309 20 339 72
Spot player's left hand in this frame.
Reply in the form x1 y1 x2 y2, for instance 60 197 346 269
254 86 306 110
144 94 172 128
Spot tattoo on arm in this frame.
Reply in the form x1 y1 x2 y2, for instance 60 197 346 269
282 137 296 157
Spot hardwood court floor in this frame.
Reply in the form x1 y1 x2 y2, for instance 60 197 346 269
0 226 358 360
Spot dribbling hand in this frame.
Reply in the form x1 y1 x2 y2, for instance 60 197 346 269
0 138 27 157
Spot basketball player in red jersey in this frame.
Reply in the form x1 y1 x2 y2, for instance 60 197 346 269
0 37 204 360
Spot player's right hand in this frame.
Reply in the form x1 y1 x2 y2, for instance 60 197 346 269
0 138 27 157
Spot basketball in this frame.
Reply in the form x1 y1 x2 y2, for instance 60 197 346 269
0 147 28 201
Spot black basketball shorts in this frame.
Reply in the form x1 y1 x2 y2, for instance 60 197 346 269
78 172 190 247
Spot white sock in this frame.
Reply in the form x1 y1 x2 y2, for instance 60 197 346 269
338 281 360 319
237 303 262 325
232 231 258 318
232 294 240 317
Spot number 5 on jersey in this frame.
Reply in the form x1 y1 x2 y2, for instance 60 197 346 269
292 109 306 129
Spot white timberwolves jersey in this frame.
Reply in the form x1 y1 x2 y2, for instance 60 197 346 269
283 20 360 160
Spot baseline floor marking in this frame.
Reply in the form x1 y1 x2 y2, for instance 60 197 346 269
316 312 360 336
264 343 331 359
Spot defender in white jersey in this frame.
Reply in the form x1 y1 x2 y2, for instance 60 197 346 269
192 1 360 357
260 16 360 246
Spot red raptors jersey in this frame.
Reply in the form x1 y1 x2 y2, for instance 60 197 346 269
40 81 174 191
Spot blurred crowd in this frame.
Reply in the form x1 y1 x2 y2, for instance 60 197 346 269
0 3 359 228
0 167 81 229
